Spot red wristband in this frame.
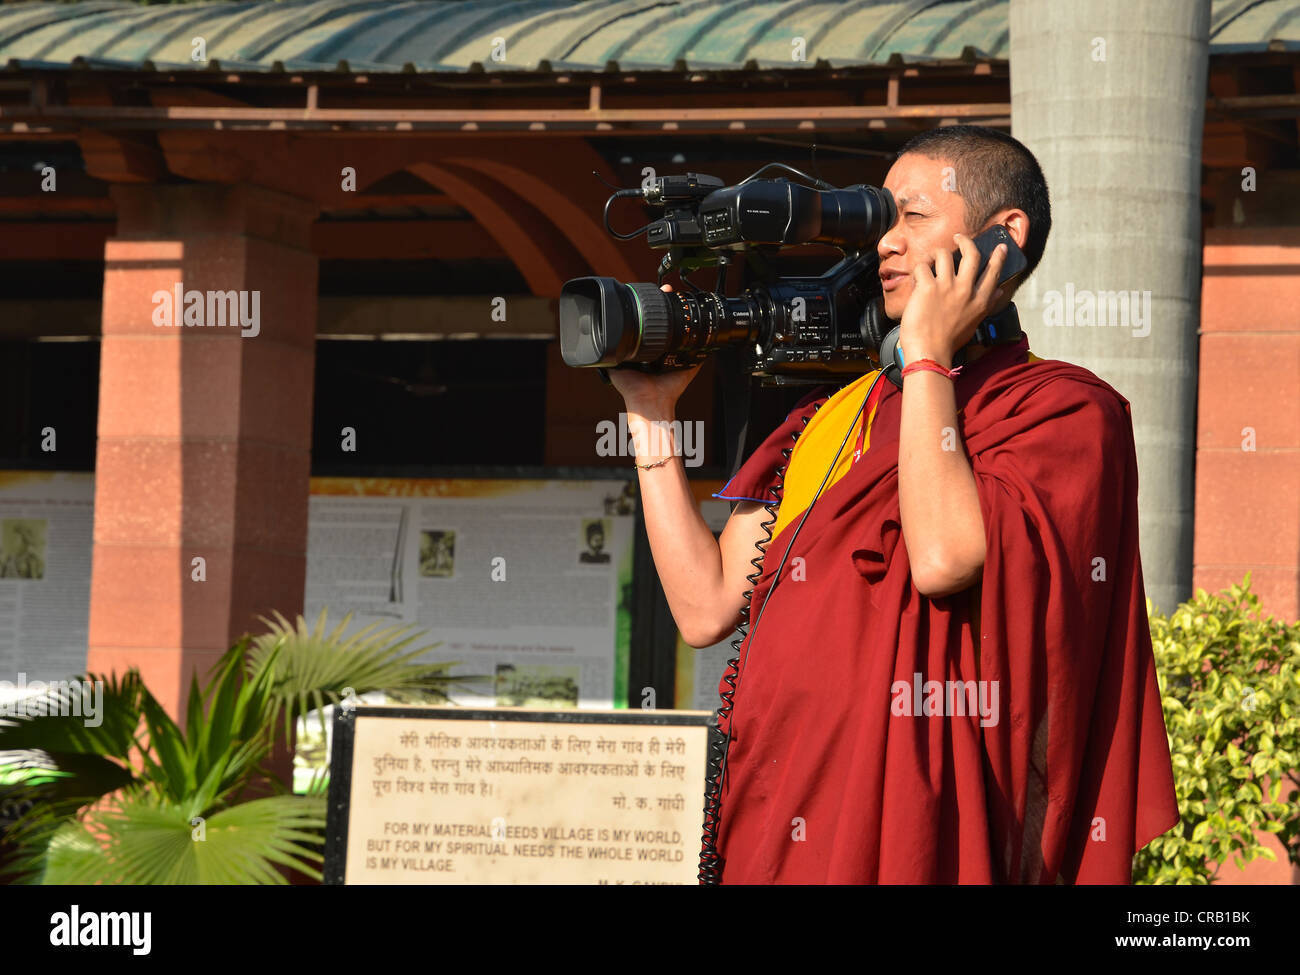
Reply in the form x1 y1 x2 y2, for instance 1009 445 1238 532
900 357 963 381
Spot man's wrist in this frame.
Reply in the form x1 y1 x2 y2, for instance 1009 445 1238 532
623 400 678 425
898 326 956 368
625 412 683 462
903 347 955 370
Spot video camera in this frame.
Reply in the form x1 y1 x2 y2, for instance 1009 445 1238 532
558 165 898 386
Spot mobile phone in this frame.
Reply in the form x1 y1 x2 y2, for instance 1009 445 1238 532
951 224 1027 287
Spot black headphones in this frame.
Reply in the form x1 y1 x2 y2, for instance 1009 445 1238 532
860 298 1023 388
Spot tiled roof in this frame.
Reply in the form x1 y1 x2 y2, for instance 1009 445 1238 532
0 0 1293 75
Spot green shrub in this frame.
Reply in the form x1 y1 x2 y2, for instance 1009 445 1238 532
0 610 486 884
1134 574 1300 884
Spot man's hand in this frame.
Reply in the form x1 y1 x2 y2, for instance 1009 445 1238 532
899 234 1007 367
606 285 702 413
895 234 1003 598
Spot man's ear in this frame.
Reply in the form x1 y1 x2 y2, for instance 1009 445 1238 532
992 208 1030 253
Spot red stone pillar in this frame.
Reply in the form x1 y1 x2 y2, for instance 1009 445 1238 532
1196 227 1300 623
1197 226 1300 886
88 183 318 720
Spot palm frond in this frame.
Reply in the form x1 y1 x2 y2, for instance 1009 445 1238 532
40 791 326 885
6 607 478 885
0 670 146 764
0 671 147 875
249 608 473 746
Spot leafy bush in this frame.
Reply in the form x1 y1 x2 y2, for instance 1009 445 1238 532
0 611 484 884
1134 574 1300 884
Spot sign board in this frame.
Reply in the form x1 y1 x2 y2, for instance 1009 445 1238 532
324 706 715 885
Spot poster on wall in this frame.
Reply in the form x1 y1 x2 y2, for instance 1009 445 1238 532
0 472 94 688
304 477 638 712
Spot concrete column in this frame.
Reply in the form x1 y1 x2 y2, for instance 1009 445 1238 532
88 183 318 719
1008 0 1211 612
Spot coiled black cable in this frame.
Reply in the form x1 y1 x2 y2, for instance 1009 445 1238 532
697 416 795 884
698 370 884 884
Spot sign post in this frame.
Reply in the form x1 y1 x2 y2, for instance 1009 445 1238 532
324 706 715 884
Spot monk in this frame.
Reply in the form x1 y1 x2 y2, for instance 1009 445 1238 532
610 125 1178 884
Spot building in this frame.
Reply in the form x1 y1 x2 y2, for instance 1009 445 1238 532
0 0 1296 880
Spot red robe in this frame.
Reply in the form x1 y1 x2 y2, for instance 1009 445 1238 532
708 335 1178 883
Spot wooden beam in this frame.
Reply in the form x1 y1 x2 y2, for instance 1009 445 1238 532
333 193 457 210
0 196 113 215
0 296 560 340
311 219 504 259
148 87 262 109
0 222 112 260
406 161 584 297
2 102 1017 135
76 129 167 182
0 218 507 261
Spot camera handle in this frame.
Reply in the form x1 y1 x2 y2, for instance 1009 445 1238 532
656 248 733 290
